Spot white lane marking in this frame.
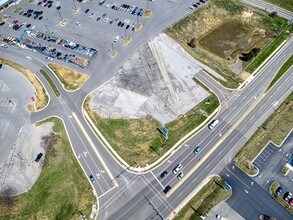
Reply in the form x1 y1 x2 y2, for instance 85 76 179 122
226 167 251 189
71 112 115 188
67 119 112 190
150 171 165 189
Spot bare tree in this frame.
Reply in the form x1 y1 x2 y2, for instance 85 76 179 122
41 132 59 158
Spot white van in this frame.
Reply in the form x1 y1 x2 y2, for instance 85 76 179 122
208 119 219 130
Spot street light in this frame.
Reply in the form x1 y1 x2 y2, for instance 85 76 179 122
58 11 63 21
72 0 77 10
45 25 49 34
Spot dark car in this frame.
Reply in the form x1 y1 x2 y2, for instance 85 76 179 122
117 21 122 26
96 17 101 21
160 171 168 179
284 192 292 202
121 22 124 27
192 4 198 8
35 153 43 162
38 16 43 20
27 14 32 17
126 24 130 29
56 6 61 10
38 1 42 5
26 23 31 28
194 146 202 154
85 9 89 13
48 4 52 8
276 186 283 195
89 174 95 183
163 186 171 194
19 11 24 15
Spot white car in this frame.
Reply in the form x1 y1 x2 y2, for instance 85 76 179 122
76 22 81 26
114 35 119 42
173 164 183 174
26 56 32 60
47 57 53 61
0 44 8 48
216 215 224 220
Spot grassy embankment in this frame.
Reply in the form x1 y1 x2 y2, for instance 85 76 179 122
0 117 96 219
84 79 219 166
173 176 231 220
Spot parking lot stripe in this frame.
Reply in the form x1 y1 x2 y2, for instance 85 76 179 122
1 122 9 138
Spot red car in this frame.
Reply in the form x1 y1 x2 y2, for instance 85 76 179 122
289 198 293 206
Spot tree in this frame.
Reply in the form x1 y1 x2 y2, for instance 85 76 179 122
188 37 196 48
0 186 17 211
270 11 277 18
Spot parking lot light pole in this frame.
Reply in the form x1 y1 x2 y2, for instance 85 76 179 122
111 43 114 52
72 0 77 10
45 25 50 34
58 11 64 22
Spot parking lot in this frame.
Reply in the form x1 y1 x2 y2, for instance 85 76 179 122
252 131 293 206
0 0 154 68
253 142 279 171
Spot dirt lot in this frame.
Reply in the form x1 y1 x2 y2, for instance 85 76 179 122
47 63 88 91
166 0 287 88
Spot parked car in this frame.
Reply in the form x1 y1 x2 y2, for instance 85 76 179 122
160 171 168 179
216 215 224 220
284 192 292 202
194 146 202 154
114 35 119 42
35 153 43 162
85 9 89 13
289 198 293 206
163 185 171 194
275 186 283 195
173 164 183 174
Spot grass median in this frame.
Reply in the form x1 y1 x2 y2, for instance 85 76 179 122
47 63 88 91
40 69 60 97
173 176 231 220
0 117 96 219
266 55 293 92
234 91 293 175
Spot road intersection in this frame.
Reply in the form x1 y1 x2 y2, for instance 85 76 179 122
0 0 292 219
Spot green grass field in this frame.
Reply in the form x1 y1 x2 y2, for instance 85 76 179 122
0 117 96 219
263 0 293 12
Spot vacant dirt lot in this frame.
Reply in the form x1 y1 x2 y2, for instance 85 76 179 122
166 0 287 87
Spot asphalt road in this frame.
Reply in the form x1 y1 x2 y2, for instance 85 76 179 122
220 163 293 219
0 0 292 219
97 37 293 219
